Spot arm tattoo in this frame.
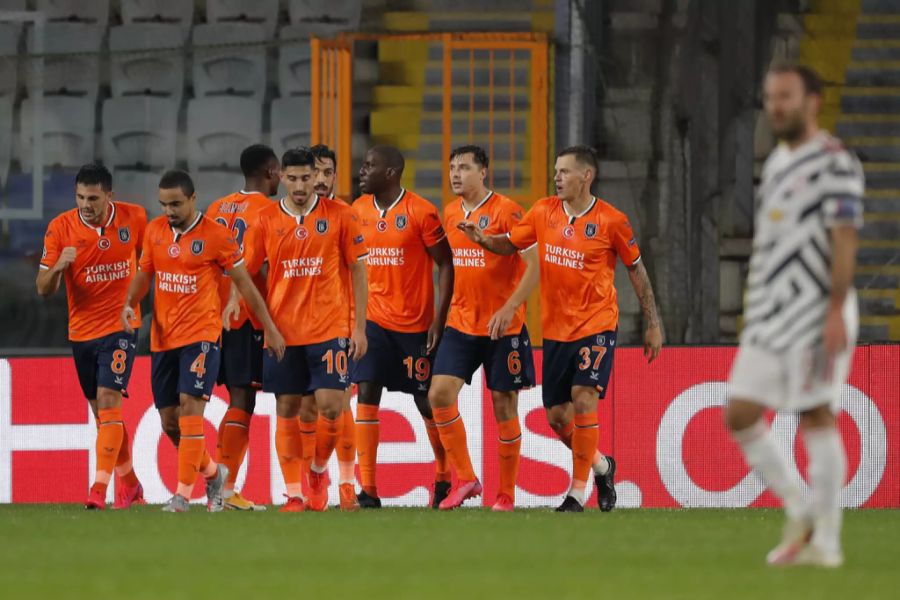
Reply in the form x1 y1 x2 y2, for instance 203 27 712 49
629 262 661 328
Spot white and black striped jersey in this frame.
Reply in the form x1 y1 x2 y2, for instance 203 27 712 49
741 132 864 352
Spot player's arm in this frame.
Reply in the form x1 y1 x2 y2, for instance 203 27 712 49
487 245 539 340
456 221 518 255
121 270 152 333
824 225 858 359
626 260 662 363
348 259 368 361
36 247 76 297
229 263 285 361
425 238 455 353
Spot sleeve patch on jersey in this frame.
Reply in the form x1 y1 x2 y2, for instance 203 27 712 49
823 195 863 228
628 238 637 247
353 235 364 244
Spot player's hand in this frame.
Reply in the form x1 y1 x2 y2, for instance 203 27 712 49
121 305 137 334
54 247 77 272
221 298 240 331
643 323 662 363
265 326 286 361
487 305 516 340
457 221 485 244
822 306 847 381
349 327 367 361
426 320 444 355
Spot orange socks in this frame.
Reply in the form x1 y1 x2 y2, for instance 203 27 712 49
336 408 356 484
93 408 125 494
276 416 304 498
424 417 451 483
176 416 205 498
571 412 599 503
299 419 316 497
497 417 522 499
115 426 139 487
356 404 379 497
217 407 251 490
313 414 340 472
433 404 476 481
556 420 575 448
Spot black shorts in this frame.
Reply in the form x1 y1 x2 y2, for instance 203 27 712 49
351 320 432 395
263 338 351 396
541 330 616 408
70 330 138 400
151 341 222 409
217 321 264 388
432 326 535 391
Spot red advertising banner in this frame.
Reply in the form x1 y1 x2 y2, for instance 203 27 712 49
1 346 897 507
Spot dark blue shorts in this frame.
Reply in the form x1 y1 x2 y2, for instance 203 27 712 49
217 321 264 388
70 330 138 400
541 330 617 408
433 326 535 392
151 341 222 409
351 320 432 396
263 338 351 396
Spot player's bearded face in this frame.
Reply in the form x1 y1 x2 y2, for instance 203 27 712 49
449 155 485 196
158 187 196 229
75 183 112 225
314 158 336 198
764 72 816 142
282 165 316 206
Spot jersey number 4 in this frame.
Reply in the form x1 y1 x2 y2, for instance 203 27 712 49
191 353 207 378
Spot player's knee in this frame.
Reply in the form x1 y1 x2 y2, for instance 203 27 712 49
298 397 318 422
319 404 341 420
724 400 760 433
356 383 380 406
490 391 517 421
427 380 455 408
545 410 568 433
229 387 256 414
799 405 835 430
413 395 433 420
95 388 121 410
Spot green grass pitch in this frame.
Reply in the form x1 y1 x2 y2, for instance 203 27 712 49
0 506 897 599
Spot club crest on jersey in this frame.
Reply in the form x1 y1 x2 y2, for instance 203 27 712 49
118 338 129 350
395 215 408 230
584 223 597 239
98 237 111 250
201 342 210 353
563 225 575 239
477 215 490 230
596 335 606 346
376 220 388 233
315 218 329 235
295 226 309 240
168 243 181 258
191 240 204 256
511 337 519 349
338 338 347 349
41 246 47 260
118 227 130 244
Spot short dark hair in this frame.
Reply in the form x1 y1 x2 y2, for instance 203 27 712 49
768 62 824 96
369 145 405 175
239 144 278 177
75 162 113 192
310 144 337 169
158 169 195 197
557 145 599 174
282 147 316 169
449 145 489 169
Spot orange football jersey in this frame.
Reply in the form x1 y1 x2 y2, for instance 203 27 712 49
139 213 243 351
243 196 368 346
40 201 147 342
444 191 528 337
353 189 446 333
206 190 273 330
506 196 641 342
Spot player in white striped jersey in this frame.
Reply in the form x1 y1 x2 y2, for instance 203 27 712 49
725 64 864 568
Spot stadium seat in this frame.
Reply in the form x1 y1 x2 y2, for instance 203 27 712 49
25 22 102 98
269 96 311 159
288 0 361 30
109 23 185 100
186 96 262 172
120 0 194 41
194 171 244 211
0 23 17 98
206 0 280 39
18 96 95 171
113 168 162 213
0 95 11 186
102 96 178 171
192 22 268 99
36 0 109 26
278 25 311 96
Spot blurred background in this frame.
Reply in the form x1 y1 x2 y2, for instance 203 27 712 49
0 0 897 354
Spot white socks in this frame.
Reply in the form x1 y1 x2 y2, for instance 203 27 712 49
733 420 806 520
804 427 846 554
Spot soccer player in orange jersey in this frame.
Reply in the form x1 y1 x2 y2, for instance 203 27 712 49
429 146 539 511
291 144 361 510
241 147 368 513
36 163 147 510
460 146 663 512
208 144 281 511
121 170 286 513
352 145 455 509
